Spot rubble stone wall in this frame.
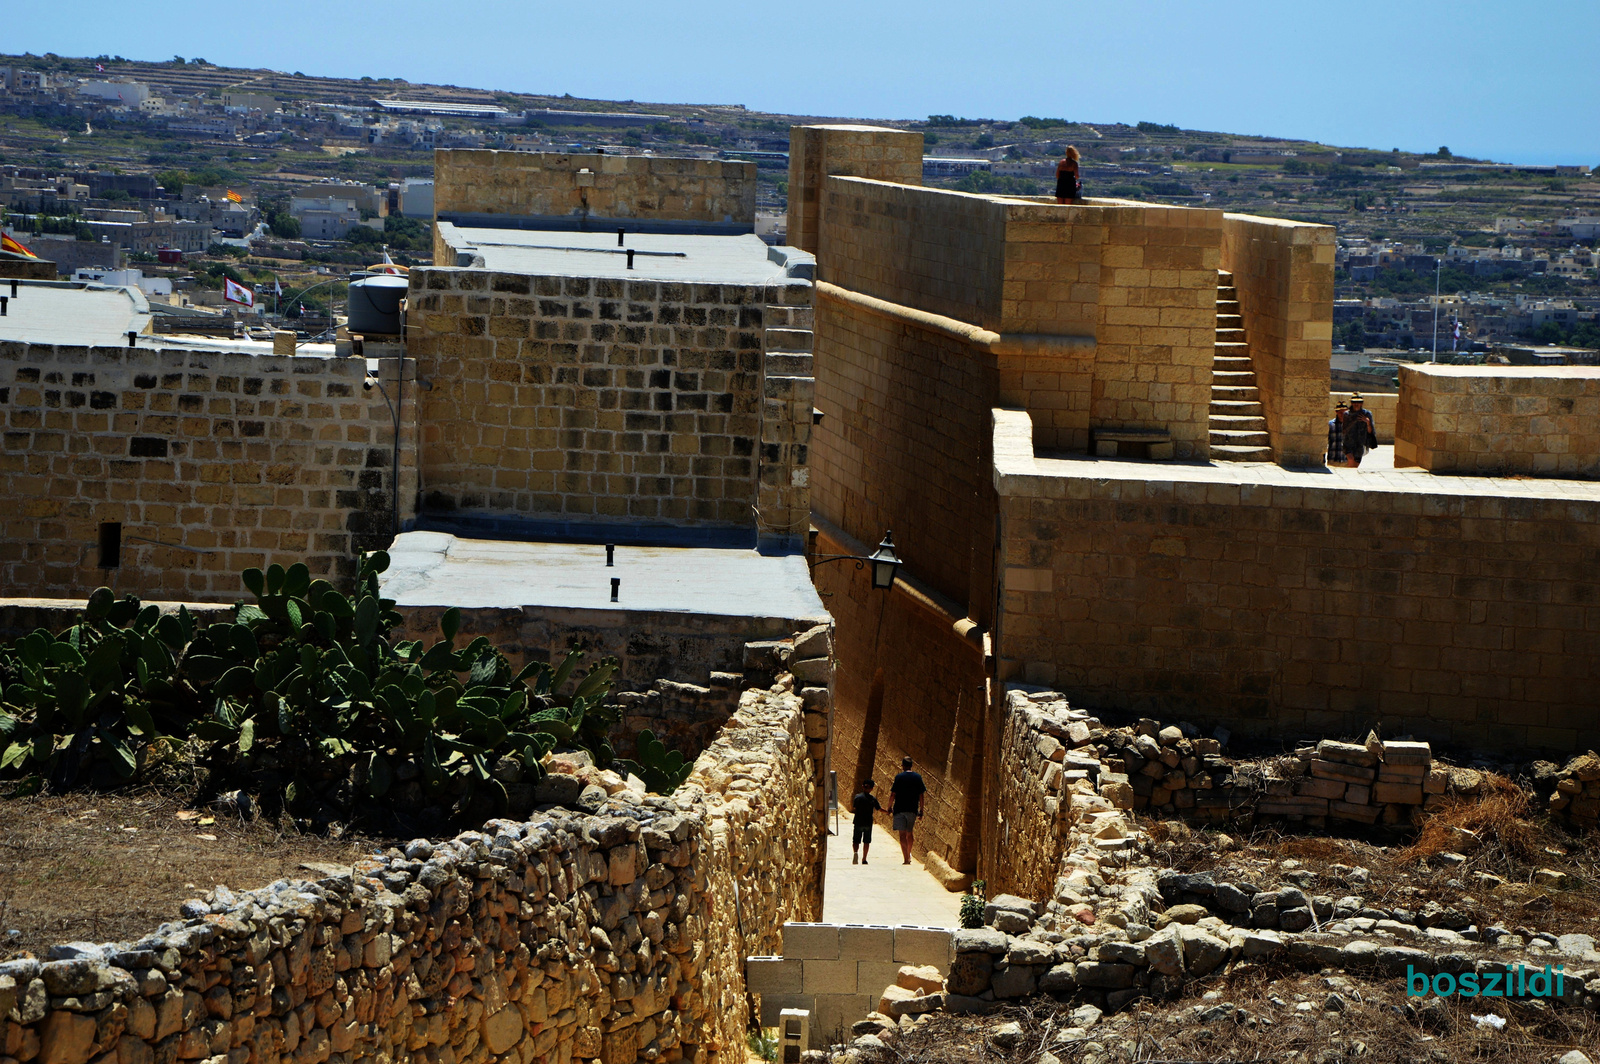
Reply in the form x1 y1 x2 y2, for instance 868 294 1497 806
0 680 824 1064
1220 214 1336 467
1394 363 1600 477
434 150 758 228
991 696 1084 902
993 408 1600 755
406 268 807 532
0 341 414 601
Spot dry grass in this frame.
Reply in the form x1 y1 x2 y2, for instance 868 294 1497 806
0 789 377 960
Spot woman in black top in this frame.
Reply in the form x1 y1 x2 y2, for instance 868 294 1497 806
1055 146 1082 204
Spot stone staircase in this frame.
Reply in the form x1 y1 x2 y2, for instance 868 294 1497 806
1209 269 1272 462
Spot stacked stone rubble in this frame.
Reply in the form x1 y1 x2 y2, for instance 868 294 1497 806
1546 751 1600 830
0 673 825 1064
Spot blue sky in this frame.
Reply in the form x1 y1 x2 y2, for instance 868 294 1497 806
7 0 1595 165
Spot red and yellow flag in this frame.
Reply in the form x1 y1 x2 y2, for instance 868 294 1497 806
1 231 37 258
225 190 243 203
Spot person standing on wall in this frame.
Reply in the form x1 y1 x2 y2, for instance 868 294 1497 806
890 757 926 865
1342 393 1378 468
1055 146 1082 204
1326 401 1348 467
851 779 883 865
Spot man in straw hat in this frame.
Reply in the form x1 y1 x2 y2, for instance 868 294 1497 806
1326 400 1347 466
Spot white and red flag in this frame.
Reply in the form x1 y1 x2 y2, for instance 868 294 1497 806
224 277 254 307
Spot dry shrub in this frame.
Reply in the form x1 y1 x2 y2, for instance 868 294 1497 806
1400 772 1542 865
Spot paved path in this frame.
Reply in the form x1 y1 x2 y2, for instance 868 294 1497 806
819 820 962 928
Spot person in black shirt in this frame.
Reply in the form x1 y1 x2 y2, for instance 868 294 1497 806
850 779 883 865
889 757 927 865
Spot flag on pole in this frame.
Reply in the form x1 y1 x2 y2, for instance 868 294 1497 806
95 63 105 72
273 276 282 297
1 231 38 258
223 278 255 307
225 190 242 203
1453 318 1461 352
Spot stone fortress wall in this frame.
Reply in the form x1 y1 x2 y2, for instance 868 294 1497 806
0 341 415 602
0 664 826 1064
433 150 757 245
1394 363 1600 477
1220 214 1337 466
404 267 813 534
992 407 1600 754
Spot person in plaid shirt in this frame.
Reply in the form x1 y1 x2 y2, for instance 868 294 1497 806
1326 401 1347 466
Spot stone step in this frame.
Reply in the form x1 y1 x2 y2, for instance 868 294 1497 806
1211 444 1273 462
1214 341 1250 355
1216 314 1242 329
765 327 813 352
1209 428 1270 446
1210 398 1263 414
1211 385 1260 400
1212 372 1257 387
761 302 812 328
1217 269 1235 284
1215 327 1245 343
1217 302 1241 318
1210 413 1268 430
765 353 814 375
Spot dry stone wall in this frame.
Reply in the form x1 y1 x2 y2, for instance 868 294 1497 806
0 678 824 1064
0 342 414 601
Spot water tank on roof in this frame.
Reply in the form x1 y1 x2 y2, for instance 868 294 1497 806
347 274 408 336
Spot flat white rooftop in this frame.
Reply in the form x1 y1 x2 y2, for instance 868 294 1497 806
381 532 827 621
437 223 809 284
0 281 151 346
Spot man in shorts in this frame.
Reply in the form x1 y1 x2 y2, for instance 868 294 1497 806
889 757 926 865
850 779 882 865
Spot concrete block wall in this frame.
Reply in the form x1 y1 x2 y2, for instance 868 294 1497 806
1393 364 1600 477
0 341 413 601
992 408 1600 755
786 125 924 257
1220 213 1336 466
406 267 791 532
434 149 757 226
746 923 954 1047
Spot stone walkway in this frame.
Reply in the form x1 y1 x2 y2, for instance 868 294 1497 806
820 821 963 928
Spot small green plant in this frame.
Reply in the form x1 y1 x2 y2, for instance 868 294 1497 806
959 878 988 929
746 1028 778 1062
617 729 692 793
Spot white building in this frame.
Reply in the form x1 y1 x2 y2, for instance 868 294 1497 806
79 81 150 107
1557 217 1600 240
293 197 362 239
398 178 434 218
72 267 174 298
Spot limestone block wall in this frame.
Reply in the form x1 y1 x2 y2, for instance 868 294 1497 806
746 923 954 1047
1393 364 1600 477
0 342 415 601
434 150 757 226
406 268 792 532
992 408 1600 755
786 125 924 257
812 525 990 887
1220 214 1336 467
0 681 823 1064
814 176 1219 457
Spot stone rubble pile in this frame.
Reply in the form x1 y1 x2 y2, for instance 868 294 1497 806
1542 751 1600 830
1 668 827 1064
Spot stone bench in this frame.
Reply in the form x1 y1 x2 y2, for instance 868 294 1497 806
1090 428 1173 461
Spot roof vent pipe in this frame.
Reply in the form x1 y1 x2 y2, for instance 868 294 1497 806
610 577 620 602
617 227 625 246
626 249 635 270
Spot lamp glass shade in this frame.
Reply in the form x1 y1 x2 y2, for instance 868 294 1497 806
867 531 900 590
